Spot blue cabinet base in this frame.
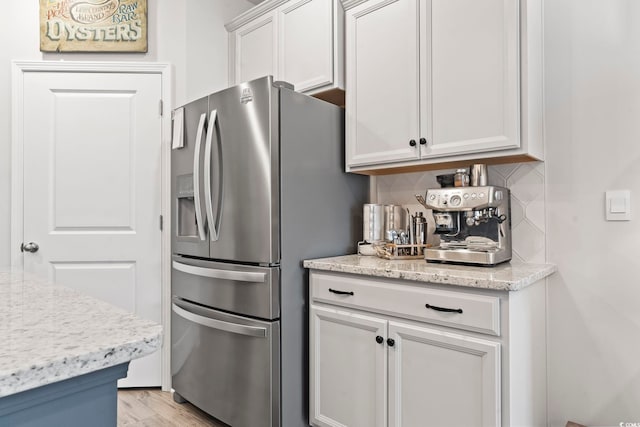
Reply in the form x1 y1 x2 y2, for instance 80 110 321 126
0 363 129 427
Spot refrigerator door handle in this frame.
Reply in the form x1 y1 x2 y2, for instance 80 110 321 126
204 109 221 241
172 302 267 338
193 113 208 241
172 260 267 283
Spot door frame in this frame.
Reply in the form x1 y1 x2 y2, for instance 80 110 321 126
11 61 173 391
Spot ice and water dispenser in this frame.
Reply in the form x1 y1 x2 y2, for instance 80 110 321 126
175 174 199 237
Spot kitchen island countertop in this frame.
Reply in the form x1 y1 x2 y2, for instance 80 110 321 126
303 254 556 291
0 269 162 397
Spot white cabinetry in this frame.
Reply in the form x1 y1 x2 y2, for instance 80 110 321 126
232 12 278 85
388 321 500 427
309 270 547 427
310 306 386 427
226 0 344 96
343 0 543 174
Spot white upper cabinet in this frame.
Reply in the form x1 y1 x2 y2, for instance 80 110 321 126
279 0 336 93
344 0 544 174
346 0 421 166
226 0 344 96
425 0 519 158
233 12 278 85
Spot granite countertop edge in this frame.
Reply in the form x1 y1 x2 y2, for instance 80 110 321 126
0 333 162 397
303 254 557 291
0 269 163 397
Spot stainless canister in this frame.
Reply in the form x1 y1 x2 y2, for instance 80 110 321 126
413 212 427 255
470 163 488 187
383 205 406 242
363 204 384 243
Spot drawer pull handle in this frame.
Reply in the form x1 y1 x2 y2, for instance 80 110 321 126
425 303 463 314
376 336 384 344
329 288 354 296
387 338 395 347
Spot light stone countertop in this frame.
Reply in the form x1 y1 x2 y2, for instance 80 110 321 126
303 254 556 291
0 269 162 397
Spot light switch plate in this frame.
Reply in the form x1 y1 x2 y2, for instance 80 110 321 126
605 190 631 221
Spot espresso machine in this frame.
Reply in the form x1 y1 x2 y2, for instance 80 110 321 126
416 167 512 265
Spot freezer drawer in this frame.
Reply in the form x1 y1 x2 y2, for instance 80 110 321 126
171 298 280 427
172 255 279 320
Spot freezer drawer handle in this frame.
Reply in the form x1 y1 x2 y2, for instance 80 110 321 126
172 303 267 337
173 261 267 283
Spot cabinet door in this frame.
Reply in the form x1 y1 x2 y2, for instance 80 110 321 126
388 321 501 427
345 0 421 167
310 305 387 427
234 12 278 84
278 0 335 92
421 0 520 158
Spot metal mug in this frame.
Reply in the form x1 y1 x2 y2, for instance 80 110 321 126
470 164 488 187
363 204 384 243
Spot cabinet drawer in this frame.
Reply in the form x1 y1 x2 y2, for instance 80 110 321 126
310 272 500 336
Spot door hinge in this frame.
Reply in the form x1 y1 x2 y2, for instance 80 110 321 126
159 100 163 117
159 215 163 231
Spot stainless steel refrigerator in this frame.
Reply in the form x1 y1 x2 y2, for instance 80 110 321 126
170 76 368 427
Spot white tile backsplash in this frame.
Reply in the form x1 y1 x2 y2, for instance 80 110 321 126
373 162 546 263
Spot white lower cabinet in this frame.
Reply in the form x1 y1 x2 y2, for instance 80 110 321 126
310 305 499 427
310 306 387 427
387 322 500 427
309 270 547 427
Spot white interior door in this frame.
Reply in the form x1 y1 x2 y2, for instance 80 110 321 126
20 70 163 387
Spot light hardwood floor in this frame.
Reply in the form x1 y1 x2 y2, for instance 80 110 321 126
118 389 227 426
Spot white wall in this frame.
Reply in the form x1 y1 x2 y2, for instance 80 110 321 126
545 1 640 425
0 0 253 267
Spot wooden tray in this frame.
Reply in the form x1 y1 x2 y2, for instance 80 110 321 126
374 243 431 260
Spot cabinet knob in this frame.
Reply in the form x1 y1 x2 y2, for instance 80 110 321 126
409 139 417 147
376 336 384 344
387 338 395 347
420 138 427 145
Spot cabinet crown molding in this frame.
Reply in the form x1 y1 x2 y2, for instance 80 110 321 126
225 0 290 32
341 0 369 10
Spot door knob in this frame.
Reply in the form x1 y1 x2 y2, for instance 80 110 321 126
21 242 39 253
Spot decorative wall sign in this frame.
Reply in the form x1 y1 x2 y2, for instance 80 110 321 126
40 0 148 52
